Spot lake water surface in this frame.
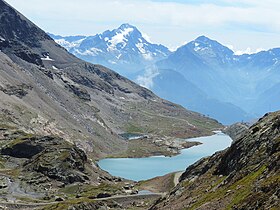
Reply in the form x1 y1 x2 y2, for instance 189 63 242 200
98 132 232 181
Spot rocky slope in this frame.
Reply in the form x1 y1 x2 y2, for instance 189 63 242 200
0 0 221 161
150 111 280 209
223 122 250 142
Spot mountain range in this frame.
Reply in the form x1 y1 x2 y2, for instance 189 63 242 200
51 28 280 125
48 24 170 77
0 1 279 209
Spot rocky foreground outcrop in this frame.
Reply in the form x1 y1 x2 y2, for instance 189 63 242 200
150 111 280 210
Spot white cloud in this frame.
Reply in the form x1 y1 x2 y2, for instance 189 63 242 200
225 44 265 55
4 0 280 51
234 47 265 55
136 65 159 89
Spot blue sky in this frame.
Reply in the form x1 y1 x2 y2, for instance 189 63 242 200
5 0 280 53
152 0 250 7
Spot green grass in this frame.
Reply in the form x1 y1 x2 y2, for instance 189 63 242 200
188 165 267 210
125 123 144 134
0 169 21 177
0 157 5 169
59 183 122 198
226 165 267 209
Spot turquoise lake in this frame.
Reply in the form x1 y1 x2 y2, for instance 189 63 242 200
98 132 232 181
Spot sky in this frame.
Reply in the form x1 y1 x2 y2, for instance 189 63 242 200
4 0 280 53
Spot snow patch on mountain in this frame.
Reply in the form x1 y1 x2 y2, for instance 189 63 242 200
142 33 152 43
49 24 171 74
56 38 85 51
74 47 103 56
108 27 133 51
136 43 153 60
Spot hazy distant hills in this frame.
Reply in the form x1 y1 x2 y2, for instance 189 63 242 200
50 27 280 125
155 36 280 124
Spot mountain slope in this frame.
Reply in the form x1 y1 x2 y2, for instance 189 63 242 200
150 111 280 209
49 24 171 76
0 0 221 160
145 68 250 124
51 28 280 124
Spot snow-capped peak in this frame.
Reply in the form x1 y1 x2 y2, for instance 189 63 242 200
118 23 136 31
195 35 212 43
188 36 234 57
49 23 171 73
107 27 134 51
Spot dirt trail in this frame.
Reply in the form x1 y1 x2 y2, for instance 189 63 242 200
173 171 184 186
0 193 164 209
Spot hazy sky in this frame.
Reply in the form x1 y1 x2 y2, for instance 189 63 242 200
5 0 280 52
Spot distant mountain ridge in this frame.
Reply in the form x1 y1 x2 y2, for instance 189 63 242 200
49 24 170 76
50 27 280 125
155 36 280 123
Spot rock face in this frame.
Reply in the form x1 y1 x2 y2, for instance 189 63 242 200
0 0 51 66
150 111 280 210
0 84 32 98
0 0 222 160
223 122 250 142
0 134 89 184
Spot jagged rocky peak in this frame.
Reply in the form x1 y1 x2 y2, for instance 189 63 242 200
50 23 171 73
117 23 139 34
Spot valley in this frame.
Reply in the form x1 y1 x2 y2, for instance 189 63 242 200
0 0 222 209
0 0 279 209
52 29 280 125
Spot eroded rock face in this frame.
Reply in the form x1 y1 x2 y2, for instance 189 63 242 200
215 113 280 176
1 134 89 184
0 0 51 47
29 145 88 184
1 141 44 158
65 84 91 101
0 84 32 98
0 1 49 66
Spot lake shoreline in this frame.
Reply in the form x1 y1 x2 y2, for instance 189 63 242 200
98 132 232 181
